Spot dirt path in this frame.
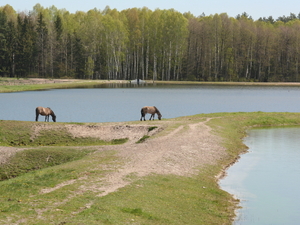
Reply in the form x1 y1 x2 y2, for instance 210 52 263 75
1 118 226 203
61 118 226 197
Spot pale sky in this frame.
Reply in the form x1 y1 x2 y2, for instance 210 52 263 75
2 0 300 20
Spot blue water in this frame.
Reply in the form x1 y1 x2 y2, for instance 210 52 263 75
1 84 300 122
220 127 300 225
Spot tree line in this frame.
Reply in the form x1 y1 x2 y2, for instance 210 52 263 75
1 4 300 82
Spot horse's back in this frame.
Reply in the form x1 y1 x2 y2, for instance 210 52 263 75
145 106 156 114
36 106 50 115
36 106 43 113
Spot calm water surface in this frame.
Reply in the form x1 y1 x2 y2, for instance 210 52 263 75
220 127 300 225
1 84 300 122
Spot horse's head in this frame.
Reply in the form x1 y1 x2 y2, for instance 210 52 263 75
158 114 162 120
51 113 56 122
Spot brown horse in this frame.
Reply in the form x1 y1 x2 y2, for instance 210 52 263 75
35 106 56 122
140 106 162 121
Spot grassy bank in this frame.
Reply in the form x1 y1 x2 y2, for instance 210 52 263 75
0 147 95 181
0 78 128 93
0 112 300 224
0 120 127 147
2 78 300 93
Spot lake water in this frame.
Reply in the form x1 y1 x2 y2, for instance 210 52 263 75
220 127 300 225
1 83 300 122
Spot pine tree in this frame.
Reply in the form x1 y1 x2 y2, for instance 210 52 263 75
0 11 8 76
36 12 48 77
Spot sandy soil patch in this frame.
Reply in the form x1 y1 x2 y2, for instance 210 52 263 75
87 118 226 197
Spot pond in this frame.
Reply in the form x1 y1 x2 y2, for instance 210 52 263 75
1 83 300 123
220 127 300 225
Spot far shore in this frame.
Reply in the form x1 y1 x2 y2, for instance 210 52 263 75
1 77 300 93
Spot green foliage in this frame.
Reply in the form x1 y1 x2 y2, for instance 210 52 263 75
2 5 300 81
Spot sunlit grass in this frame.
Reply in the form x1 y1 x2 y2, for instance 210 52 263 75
0 78 127 93
0 147 95 181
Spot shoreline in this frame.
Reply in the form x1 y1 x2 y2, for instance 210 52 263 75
1 78 300 93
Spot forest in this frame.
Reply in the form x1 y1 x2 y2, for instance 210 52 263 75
1 4 300 82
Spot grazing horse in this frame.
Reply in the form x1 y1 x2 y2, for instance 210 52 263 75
140 106 162 121
35 106 56 122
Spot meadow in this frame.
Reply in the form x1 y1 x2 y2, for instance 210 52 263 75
0 111 300 224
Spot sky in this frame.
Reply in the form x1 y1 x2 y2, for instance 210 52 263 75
2 0 300 20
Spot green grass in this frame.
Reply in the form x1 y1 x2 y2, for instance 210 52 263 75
0 150 119 223
148 126 158 132
0 147 95 181
136 135 150 143
0 120 128 147
204 112 300 164
136 126 158 143
1 112 300 224
67 171 233 225
0 78 128 93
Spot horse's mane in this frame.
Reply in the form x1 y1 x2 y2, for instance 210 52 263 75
47 107 56 116
153 106 161 115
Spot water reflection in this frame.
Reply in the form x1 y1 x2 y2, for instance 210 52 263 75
220 127 300 225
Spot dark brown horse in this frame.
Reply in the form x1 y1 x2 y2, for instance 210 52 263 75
140 106 162 121
35 106 56 122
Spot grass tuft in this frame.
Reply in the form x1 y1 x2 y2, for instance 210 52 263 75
136 135 150 143
148 126 157 132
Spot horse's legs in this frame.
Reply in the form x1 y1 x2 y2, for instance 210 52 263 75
151 114 156 120
35 114 39 122
140 111 146 121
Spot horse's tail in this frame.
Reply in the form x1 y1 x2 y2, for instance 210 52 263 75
35 107 39 121
141 107 145 117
